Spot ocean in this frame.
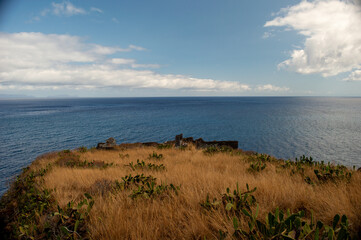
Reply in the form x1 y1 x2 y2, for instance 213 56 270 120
0 97 360 195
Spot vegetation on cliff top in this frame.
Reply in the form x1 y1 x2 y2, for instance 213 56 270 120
0 144 360 239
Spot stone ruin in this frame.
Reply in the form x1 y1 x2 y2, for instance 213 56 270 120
173 134 238 149
96 134 238 150
96 137 117 149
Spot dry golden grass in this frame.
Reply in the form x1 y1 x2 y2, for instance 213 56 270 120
28 145 361 239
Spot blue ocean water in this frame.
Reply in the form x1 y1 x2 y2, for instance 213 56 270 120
0 97 360 195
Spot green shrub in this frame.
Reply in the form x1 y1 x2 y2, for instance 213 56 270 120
203 146 233 155
201 184 353 240
148 151 163 160
114 174 180 199
52 193 94 239
157 144 172 149
125 159 166 171
77 146 88 153
248 161 266 172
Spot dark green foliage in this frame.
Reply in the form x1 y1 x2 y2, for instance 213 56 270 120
57 151 114 169
280 156 353 184
114 174 180 199
233 207 353 240
201 184 353 240
0 163 96 240
247 154 273 173
74 160 114 169
314 164 352 183
157 144 172 149
296 155 315 165
114 174 156 190
77 146 88 153
178 145 187 151
57 150 81 167
11 167 55 239
148 151 163 160
257 153 272 162
254 208 307 239
129 182 180 199
203 146 218 155
281 160 293 169
203 146 233 155
52 193 94 239
250 210 352 240
200 194 221 211
125 159 166 171
200 183 257 217
281 155 314 173
222 183 257 217
218 230 227 240
248 160 267 172
304 176 315 185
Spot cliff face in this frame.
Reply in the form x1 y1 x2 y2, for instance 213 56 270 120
1 142 360 239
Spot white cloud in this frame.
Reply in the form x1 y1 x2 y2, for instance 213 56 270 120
112 17 120 23
52 1 86 16
131 64 161 69
262 31 273 39
36 2 102 20
90 7 103 14
256 84 289 92
41 9 50 17
0 32 251 93
128 45 146 51
344 70 361 81
265 0 361 79
110 58 160 69
111 58 136 65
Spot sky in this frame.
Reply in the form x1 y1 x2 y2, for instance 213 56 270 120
0 0 361 98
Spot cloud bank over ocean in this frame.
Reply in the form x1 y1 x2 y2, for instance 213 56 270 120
0 32 288 94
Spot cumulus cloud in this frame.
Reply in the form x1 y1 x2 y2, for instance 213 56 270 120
256 84 290 92
0 32 139 72
52 1 86 16
344 70 361 81
0 32 251 93
265 0 361 80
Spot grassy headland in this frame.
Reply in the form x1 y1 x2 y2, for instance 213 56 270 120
0 144 360 239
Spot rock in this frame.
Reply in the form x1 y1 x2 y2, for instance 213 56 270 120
95 135 238 151
206 141 238 150
182 136 238 149
175 134 183 147
194 138 206 148
183 137 194 143
142 142 159 147
96 137 117 150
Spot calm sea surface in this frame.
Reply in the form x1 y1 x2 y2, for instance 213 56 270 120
1 97 360 195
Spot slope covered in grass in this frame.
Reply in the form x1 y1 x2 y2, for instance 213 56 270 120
0 144 360 239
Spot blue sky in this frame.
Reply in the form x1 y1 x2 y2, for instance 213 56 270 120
0 0 361 97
